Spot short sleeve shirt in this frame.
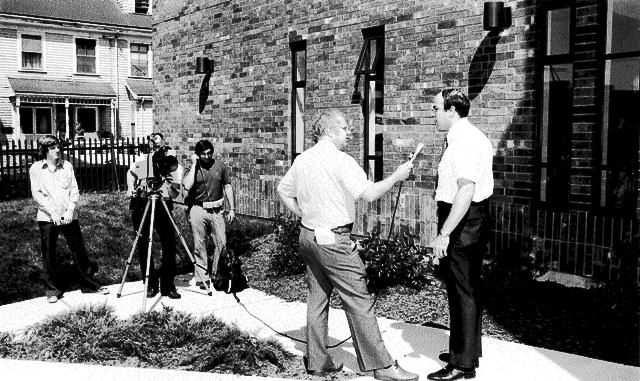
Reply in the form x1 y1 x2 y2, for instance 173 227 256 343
190 159 231 202
277 139 373 229
435 118 494 203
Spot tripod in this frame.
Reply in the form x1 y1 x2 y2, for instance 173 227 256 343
117 190 212 312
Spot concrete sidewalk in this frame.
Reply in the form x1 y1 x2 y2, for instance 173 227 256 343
0 278 638 381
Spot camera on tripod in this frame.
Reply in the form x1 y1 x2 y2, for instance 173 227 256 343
131 133 179 194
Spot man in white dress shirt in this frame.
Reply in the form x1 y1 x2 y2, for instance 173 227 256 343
427 89 494 381
277 110 418 381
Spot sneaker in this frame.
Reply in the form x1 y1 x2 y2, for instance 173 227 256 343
374 361 419 381
47 295 59 303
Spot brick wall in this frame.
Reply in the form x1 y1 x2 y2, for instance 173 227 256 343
155 1 640 245
152 0 539 244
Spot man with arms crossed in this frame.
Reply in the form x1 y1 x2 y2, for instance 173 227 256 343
277 110 418 381
427 89 493 381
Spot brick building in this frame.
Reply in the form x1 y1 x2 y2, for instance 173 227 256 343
0 0 154 142
153 1 639 279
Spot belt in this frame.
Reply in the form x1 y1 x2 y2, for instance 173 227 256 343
437 199 489 207
193 201 223 212
300 223 353 234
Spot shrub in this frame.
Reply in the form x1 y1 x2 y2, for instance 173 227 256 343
269 214 304 276
357 229 434 293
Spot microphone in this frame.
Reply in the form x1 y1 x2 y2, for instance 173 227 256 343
409 143 424 163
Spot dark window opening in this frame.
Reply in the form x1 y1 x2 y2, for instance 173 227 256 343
135 0 150 14
76 38 96 73
21 34 42 70
356 25 385 181
290 40 306 163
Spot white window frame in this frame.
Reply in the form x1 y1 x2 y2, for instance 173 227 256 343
19 106 53 136
129 42 152 78
74 106 99 134
18 32 46 71
74 37 99 74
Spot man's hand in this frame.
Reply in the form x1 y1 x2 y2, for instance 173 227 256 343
61 209 73 225
225 209 236 223
191 153 199 164
428 235 449 259
393 160 414 182
51 212 63 226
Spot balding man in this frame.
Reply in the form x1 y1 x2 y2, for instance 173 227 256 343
277 110 418 381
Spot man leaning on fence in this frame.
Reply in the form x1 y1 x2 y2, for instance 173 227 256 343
29 135 109 303
277 109 419 381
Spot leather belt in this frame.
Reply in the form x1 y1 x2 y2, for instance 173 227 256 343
193 201 223 213
300 223 353 234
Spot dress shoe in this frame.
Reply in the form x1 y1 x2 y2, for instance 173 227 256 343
146 288 159 298
427 364 476 380
373 360 419 381
302 356 343 377
81 286 110 295
161 289 181 299
438 353 480 368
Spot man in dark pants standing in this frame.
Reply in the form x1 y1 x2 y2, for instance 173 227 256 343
127 133 183 299
29 135 109 303
427 89 493 381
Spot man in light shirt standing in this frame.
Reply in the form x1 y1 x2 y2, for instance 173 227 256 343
277 110 418 381
427 89 493 381
29 135 109 303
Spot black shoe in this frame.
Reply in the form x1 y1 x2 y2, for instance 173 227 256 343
427 364 476 381
437 353 479 368
161 289 181 299
146 288 159 298
196 280 211 290
303 356 343 377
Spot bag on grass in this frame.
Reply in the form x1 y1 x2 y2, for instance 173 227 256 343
213 248 249 294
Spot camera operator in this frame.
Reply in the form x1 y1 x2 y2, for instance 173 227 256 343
29 135 109 303
126 132 183 299
182 140 235 289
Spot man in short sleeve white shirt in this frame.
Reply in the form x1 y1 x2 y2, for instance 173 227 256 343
277 110 418 381
427 89 493 381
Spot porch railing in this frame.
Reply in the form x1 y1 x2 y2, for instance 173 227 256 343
0 137 147 199
490 201 639 284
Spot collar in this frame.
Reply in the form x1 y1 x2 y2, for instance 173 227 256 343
317 137 339 151
39 159 63 170
446 117 472 142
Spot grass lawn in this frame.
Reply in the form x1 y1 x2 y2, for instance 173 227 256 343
0 192 638 376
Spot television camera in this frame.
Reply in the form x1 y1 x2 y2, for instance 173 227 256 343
131 132 179 194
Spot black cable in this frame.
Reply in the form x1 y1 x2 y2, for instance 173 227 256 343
232 291 379 348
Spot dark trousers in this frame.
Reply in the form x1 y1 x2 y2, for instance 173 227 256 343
437 200 490 369
130 198 177 293
38 219 100 297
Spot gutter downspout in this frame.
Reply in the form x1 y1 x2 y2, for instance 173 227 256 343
115 33 120 138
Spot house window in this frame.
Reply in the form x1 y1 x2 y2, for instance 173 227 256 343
135 0 150 14
539 6 574 208
76 38 96 73
290 40 306 162
355 26 385 181
75 107 98 134
19 107 52 135
600 0 640 214
131 43 149 77
21 34 43 70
